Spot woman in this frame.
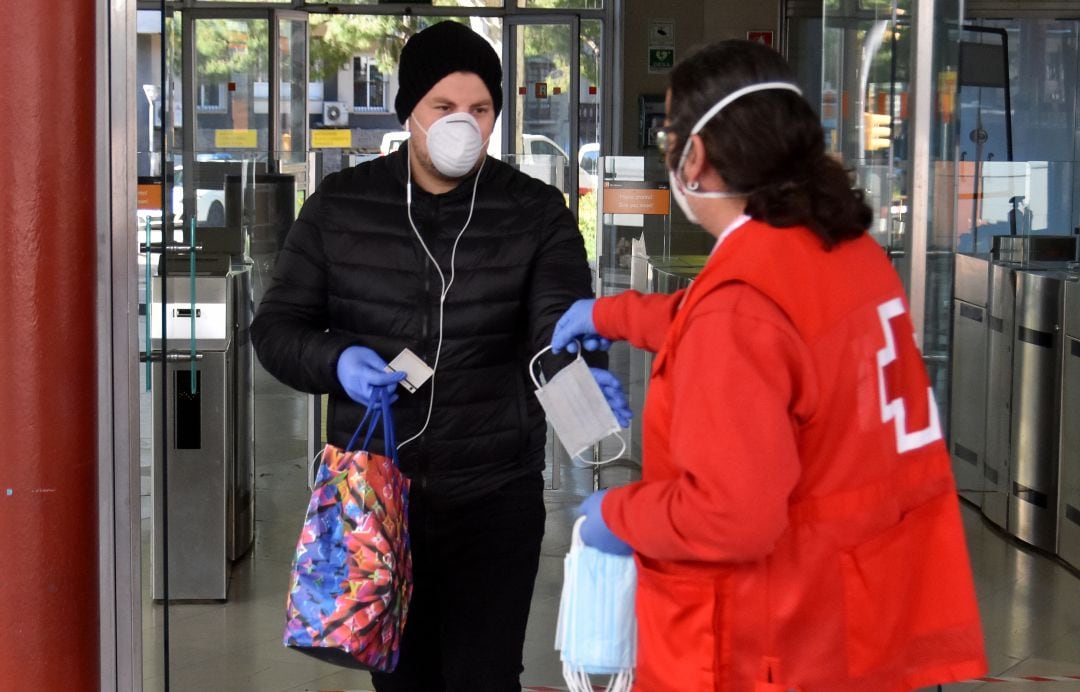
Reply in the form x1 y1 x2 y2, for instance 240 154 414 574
552 40 986 691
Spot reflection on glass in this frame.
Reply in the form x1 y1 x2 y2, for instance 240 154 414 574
520 0 603 8
821 0 963 403
302 0 502 6
822 1 911 252
514 23 573 196
193 18 270 159
279 18 307 166
578 19 603 263
957 20 1080 252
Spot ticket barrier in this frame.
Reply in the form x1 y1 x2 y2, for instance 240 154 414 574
980 261 1016 530
149 263 254 600
1057 279 1080 570
1007 268 1074 552
949 254 990 503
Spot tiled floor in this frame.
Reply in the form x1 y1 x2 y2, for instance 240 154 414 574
140 349 1080 691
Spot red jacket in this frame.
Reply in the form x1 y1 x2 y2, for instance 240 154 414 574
594 220 985 691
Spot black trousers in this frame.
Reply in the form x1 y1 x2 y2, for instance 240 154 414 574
371 473 546 692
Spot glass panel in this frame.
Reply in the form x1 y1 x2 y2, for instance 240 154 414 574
957 19 1080 252
822 0 911 251
193 18 270 160
279 17 307 167
786 15 826 117
307 16 502 174
304 0 503 6
520 0 602 7
578 18 603 269
135 6 613 688
135 11 186 690
512 23 573 197
921 4 964 404
821 0 963 404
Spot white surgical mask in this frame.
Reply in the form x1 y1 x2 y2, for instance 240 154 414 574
670 81 803 225
412 112 487 178
530 346 626 463
555 516 637 692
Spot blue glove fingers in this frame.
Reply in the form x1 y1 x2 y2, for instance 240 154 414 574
337 346 410 406
581 336 612 352
551 311 576 354
366 369 407 387
552 299 598 354
590 368 633 427
578 490 632 555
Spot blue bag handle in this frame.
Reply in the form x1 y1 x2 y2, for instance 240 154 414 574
343 390 400 468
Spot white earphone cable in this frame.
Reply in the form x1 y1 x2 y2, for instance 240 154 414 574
398 151 484 448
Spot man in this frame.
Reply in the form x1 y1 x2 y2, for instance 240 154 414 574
252 21 624 691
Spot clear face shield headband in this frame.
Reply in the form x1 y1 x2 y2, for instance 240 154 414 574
671 81 804 201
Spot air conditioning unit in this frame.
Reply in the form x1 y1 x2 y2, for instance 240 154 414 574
323 101 349 127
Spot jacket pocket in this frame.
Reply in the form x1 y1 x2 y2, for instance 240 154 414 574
635 558 721 691
839 493 981 679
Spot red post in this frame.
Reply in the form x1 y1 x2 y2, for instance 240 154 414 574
0 0 101 687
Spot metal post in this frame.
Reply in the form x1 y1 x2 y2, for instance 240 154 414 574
904 0 937 347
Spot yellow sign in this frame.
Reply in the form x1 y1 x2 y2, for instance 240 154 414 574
863 112 892 152
938 68 957 122
312 129 352 149
214 129 258 148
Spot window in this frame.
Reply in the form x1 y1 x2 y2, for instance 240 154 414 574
353 56 387 111
197 82 226 112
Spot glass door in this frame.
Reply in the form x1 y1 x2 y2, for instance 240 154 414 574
138 9 309 691
505 15 604 245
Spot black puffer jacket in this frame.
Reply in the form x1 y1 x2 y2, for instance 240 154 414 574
251 145 599 504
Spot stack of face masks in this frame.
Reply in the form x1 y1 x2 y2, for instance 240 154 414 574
555 517 637 692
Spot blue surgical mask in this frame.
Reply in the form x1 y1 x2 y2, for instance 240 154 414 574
555 517 637 691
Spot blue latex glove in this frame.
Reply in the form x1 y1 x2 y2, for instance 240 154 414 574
590 367 632 428
336 346 407 407
552 299 611 354
579 490 632 555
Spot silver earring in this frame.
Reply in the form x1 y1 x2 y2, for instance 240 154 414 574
687 180 700 191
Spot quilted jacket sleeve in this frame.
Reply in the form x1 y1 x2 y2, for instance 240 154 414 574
250 187 357 397
526 186 607 373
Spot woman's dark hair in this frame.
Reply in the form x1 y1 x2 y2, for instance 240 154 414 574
667 40 871 249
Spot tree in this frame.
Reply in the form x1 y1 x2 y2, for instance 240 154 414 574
309 15 426 82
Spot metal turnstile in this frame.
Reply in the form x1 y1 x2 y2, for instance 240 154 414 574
150 267 254 600
1057 278 1080 569
981 261 1016 529
1008 269 1071 553
949 254 990 502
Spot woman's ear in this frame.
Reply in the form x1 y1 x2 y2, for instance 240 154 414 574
681 135 709 185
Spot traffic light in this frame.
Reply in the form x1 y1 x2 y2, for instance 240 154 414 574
864 112 892 152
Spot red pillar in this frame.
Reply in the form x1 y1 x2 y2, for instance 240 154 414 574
0 0 101 688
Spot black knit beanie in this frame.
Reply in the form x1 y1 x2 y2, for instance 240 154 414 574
394 21 503 125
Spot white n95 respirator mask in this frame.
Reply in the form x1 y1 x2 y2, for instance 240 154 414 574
412 112 486 178
530 345 626 463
